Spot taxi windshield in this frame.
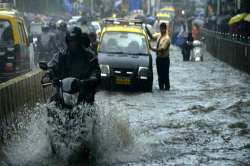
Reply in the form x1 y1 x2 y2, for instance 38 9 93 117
100 32 148 55
0 20 14 43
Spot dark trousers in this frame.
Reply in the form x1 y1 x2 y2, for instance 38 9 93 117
182 43 192 61
156 57 170 90
182 47 191 61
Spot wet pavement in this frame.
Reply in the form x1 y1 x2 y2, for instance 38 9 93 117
1 46 250 166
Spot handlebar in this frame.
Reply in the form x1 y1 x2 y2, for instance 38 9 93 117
41 76 98 88
42 82 53 88
79 77 98 84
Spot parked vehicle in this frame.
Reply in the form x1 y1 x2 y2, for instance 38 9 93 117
98 18 153 92
156 6 175 22
0 8 30 81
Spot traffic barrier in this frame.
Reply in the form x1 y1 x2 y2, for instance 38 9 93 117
0 69 54 127
202 28 250 74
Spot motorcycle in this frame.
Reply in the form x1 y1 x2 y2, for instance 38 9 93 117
190 38 204 62
39 62 97 162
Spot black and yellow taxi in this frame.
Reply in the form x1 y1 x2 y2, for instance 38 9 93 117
156 6 175 21
98 18 153 92
0 6 30 81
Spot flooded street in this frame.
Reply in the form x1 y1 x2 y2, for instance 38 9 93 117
1 46 250 165
95 46 250 165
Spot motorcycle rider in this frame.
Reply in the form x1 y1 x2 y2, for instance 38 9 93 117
56 20 68 52
47 26 101 105
38 24 57 62
181 32 193 61
182 23 202 61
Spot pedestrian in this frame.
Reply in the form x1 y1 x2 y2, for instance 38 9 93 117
145 22 171 90
191 23 201 40
38 24 57 62
181 32 193 61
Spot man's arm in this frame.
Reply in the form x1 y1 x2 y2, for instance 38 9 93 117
145 25 159 41
87 48 101 83
47 51 64 79
90 57 101 83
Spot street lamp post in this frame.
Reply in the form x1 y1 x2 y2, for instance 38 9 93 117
147 0 150 15
46 0 49 14
91 0 94 16
13 0 16 8
217 0 220 31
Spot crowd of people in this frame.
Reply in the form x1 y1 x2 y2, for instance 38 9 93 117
205 2 250 39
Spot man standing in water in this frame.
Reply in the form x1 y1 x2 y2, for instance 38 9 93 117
146 22 171 90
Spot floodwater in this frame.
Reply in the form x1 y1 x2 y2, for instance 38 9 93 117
1 46 250 166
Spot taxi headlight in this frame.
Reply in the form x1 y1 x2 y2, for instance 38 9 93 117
7 47 15 52
100 64 110 77
138 67 149 79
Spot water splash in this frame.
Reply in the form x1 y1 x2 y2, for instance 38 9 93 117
1 104 50 165
1 102 98 165
46 102 97 163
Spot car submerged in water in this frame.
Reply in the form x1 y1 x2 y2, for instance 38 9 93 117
98 18 153 92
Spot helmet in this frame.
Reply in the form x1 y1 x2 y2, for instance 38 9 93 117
56 19 63 28
65 26 83 45
48 22 56 30
56 19 67 31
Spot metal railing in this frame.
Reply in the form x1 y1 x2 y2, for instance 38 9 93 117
202 28 250 74
0 69 54 142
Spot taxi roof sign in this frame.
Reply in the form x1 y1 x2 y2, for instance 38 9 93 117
103 18 143 27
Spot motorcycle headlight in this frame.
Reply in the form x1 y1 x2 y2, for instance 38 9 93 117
193 40 201 47
195 56 201 61
63 92 79 106
194 49 200 55
138 67 149 80
33 37 38 42
100 64 110 77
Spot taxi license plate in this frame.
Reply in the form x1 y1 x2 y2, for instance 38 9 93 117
115 77 131 85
